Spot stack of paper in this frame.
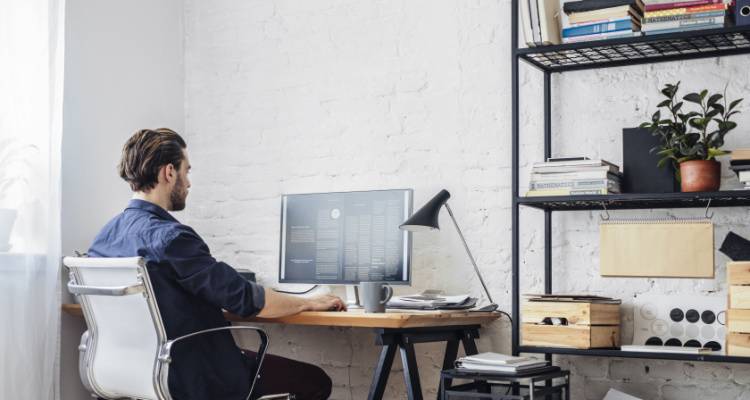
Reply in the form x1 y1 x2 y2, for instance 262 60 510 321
455 352 548 373
387 294 476 310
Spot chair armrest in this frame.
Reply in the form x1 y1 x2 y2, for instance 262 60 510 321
67 281 145 296
158 326 269 400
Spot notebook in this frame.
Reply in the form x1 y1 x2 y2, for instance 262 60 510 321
600 218 714 278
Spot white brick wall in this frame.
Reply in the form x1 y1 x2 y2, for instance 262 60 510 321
183 0 750 398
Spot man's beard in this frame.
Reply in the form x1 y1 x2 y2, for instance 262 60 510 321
170 176 188 211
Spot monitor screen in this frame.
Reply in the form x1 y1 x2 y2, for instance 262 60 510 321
279 189 412 285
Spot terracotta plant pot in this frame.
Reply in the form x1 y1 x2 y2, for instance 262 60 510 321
679 160 721 192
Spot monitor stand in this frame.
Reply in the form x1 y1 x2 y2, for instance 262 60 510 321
344 285 362 309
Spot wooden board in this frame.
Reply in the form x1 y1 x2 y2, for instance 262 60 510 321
728 262 750 285
522 301 619 326
521 324 620 349
727 332 750 356
730 286 750 309
61 304 499 329
728 309 750 333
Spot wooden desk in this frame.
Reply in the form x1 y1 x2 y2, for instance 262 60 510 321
63 304 498 400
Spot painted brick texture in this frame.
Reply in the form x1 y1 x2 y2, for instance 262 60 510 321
184 0 750 398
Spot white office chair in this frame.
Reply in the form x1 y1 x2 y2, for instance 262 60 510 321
64 256 290 400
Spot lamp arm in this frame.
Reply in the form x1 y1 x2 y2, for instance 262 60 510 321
444 203 495 305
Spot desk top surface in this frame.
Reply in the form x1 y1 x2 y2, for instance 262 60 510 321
62 304 499 329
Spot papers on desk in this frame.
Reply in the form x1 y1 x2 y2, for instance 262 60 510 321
455 352 548 373
387 294 477 310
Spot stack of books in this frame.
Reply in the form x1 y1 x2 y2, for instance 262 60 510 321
641 0 730 35
730 149 750 189
454 352 549 374
561 0 644 43
526 157 622 197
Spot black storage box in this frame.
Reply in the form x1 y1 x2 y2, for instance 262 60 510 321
622 127 679 193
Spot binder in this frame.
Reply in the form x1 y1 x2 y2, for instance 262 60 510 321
600 218 714 278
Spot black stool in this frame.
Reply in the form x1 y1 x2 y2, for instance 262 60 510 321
440 366 570 400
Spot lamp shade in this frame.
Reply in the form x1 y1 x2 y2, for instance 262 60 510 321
399 189 451 231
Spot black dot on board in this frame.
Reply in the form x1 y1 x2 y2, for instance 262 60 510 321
701 310 716 324
686 309 700 323
665 338 682 347
670 308 684 322
684 340 702 348
705 341 722 351
645 337 663 346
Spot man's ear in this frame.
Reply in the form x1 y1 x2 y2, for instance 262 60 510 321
162 164 177 184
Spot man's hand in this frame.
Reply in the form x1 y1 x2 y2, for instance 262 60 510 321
306 294 347 312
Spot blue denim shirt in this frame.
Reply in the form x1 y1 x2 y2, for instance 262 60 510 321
89 199 266 400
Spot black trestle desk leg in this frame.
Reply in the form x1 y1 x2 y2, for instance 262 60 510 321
400 341 423 400
438 339 460 400
368 343 398 400
459 329 488 393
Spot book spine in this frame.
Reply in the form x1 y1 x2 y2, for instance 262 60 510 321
644 0 721 12
530 179 619 190
643 3 726 18
562 19 634 37
739 171 750 181
643 10 725 23
642 16 723 31
526 188 612 196
563 31 638 43
567 17 635 27
643 22 724 34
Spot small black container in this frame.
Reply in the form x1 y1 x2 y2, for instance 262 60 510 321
622 127 679 193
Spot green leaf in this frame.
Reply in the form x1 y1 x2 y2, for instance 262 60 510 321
652 110 661 123
684 93 702 104
729 98 744 112
710 103 725 114
700 89 708 100
657 99 671 108
672 101 683 113
639 122 651 128
707 93 723 106
705 109 721 120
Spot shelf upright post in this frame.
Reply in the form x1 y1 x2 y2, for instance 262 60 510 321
543 72 553 365
510 0 520 358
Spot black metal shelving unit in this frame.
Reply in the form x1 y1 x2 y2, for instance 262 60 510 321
510 0 750 365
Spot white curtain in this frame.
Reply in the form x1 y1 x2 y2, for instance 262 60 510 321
0 0 65 399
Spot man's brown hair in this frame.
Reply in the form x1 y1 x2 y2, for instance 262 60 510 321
118 128 187 192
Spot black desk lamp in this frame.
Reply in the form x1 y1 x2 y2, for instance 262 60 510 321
400 189 498 312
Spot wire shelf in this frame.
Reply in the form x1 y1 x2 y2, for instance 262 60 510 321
517 26 750 72
517 190 750 211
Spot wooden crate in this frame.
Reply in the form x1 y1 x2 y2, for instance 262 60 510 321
521 301 620 349
521 324 620 349
727 309 750 333
522 301 620 326
730 286 750 309
727 333 750 357
728 262 750 285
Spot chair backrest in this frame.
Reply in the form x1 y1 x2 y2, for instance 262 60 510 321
64 256 168 400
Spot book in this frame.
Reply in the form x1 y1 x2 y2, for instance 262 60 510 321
568 6 640 25
643 22 723 34
455 356 548 372
644 0 724 12
643 2 727 18
537 0 562 44
562 18 636 38
525 188 613 196
642 15 724 31
731 149 750 160
567 15 642 27
532 158 619 169
531 169 620 181
460 353 534 365
739 170 750 182
563 30 641 42
520 0 536 46
529 0 542 44
524 293 622 304
643 10 726 23
620 344 716 354
530 178 620 191
564 0 644 14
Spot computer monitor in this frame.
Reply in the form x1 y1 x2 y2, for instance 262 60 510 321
279 189 412 285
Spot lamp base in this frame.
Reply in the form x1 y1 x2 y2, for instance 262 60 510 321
475 303 498 312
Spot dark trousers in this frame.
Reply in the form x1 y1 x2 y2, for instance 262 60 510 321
244 350 332 400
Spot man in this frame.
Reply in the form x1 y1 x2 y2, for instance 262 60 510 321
89 128 346 400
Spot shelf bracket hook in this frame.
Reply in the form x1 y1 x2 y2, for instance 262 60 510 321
705 199 714 219
599 202 610 221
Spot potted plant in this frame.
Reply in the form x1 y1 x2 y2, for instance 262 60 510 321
641 82 743 192
0 139 37 252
